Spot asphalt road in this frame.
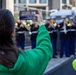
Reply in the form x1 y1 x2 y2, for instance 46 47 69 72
47 58 76 75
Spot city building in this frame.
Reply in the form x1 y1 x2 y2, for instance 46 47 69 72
0 0 74 15
14 0 49 19
14 0 48 14
14 0 73 15
0 0 14 14
48 0 73 10
70 0 76 10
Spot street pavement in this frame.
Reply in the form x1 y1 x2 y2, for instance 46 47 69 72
25 46 75 75
45 57 76 75
44 55 75 75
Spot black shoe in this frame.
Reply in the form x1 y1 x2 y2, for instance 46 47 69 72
53 56 57 58
55 53 58 56
66 56 70 57
60 56 63 58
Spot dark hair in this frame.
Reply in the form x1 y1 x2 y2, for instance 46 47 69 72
0 9 19 68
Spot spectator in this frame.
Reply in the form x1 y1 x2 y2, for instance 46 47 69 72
0 9 53 75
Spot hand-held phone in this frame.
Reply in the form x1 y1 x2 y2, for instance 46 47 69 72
19 10 39 20
19 11 31 20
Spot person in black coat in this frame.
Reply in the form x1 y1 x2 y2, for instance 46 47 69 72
30 19 39 49
45 16 51 30
67 17 76 55
58 16 70 58
15 20 28 50
49 17 57 58
45 16 57 58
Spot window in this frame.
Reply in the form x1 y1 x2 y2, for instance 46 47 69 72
14 6 17 12
70 0 75 6
18 7 24 11
19 0 26 3
62 0 66 4
72 2 75 6
29 0 36 3
14 0 16 3
0 0 2 8
40 0 46 3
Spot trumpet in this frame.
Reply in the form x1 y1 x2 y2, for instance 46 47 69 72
22 21 31 31
66 20 72 26
22 20 32 27
51 20 57 27
15 23 18 28
26 22 30 26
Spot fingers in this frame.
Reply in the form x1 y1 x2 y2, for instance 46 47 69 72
37 10 43 24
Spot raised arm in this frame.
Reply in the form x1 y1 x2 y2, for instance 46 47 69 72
16 10 53 75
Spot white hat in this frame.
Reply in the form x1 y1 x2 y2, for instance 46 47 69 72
46 16 51 20
70 17 73 20
51 16 56 19
61 16 66 18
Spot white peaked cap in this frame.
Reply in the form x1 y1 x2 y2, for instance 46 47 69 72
70 17 73 19
51 16 56 19
46 16 51 20
61 16 66 18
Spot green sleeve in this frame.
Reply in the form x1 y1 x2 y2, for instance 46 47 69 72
19 25 53 75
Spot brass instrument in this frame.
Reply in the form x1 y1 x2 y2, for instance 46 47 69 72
22 20 32 31
15 23 18 28
22 20 32 26
26 22 30 26
66 20 72 26
51 20 57 27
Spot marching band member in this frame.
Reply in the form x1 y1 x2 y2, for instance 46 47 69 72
15 20 28 50
45 16 57 58
45 16 51 30
58 16 70 58
48 17 58 58
67 17 76 55
30 18 39 49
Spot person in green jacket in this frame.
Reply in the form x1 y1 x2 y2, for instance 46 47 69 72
0 9 53 75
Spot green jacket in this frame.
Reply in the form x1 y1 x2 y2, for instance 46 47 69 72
0 25 53 75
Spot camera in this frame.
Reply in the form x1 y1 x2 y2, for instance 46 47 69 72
19 10 39 20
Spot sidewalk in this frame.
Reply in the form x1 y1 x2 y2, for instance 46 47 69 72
44 55 74 75
25 46 74 75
